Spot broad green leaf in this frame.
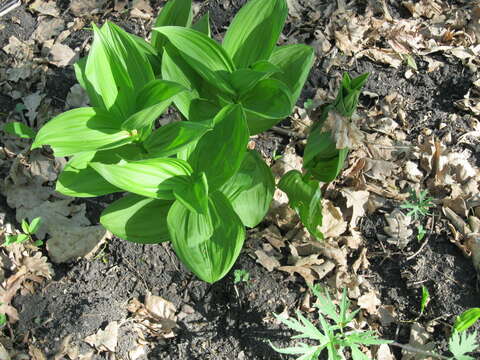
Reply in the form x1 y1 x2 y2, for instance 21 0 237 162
161 45 203 117
449 331 478 360
334 73 369 117
101 194 172 244
98 22 155 91
31 107 133 157
173 172 209 214
2 122 35 139
250 60 282 75
144 120 212 157
169 191 245 283
279 170 323 240
188 99 220 123
151 0 192 52
455 308 480 332
153 26 235 94
56 145 142 197
130 33 161 76
90 158 192 200
121 80 186 131
304 130 349 183
4 234 29 246
220 150 274 227
21 219 29 234
83 24 136 120
241 78 293 134
192 12 211 37
223 0 287 68
135 79 187 110
269 44 315 104
73 57 88 94
187 104 249 190
229 69 270 96
28 217 42 234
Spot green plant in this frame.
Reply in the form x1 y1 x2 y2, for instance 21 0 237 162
31 0 314 283
400 189 434 220
454 308 480 332
1 121 36 139
233 269 250 284
420 285 430 317
417 224 427 242
271 286 391 359
4 217 43 246
279 73 368 241
447 330 479 360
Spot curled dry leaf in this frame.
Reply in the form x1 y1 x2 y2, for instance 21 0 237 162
320 200 348 239
402 322 435 360
255 249 281 272
341 189 369 229
322 111 364 150
84 321 119 353
127 293 177 339
357 290 381 315
377 343 395 360
382 209 413 249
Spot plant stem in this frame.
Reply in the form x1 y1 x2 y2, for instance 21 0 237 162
390 342 450 360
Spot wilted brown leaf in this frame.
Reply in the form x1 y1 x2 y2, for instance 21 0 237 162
84 321 119 353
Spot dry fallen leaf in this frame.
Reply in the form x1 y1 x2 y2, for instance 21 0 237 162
377 343 395 360
84 321 119 353
402 322 435 360
382 209 413 249
357 290 381 314
320 200 348 239
255 249 281 272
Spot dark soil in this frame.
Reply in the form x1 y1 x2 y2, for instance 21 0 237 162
1 0 479 359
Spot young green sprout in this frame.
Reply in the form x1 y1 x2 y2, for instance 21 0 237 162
4 217 43 247
401 189 434 220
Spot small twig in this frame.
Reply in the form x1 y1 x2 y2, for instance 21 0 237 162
390 342 449 360
271 126 306 139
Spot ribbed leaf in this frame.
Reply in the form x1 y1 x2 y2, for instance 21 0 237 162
101 194 172 244
121 80 186 131
187 104 249 190
304 130 349 183
220 150 274 227
173 172 209 214
144 120 212 157
192 12 211 37
168 191 245 283
153 26 235 94
90 158 192 200
222 0 287 68
241 78 293 134
151 0 192 52
229 69 270 96
32 107 133 157
269 44 315 104
56 144 143 198
278 170 323 240
161 45 203 117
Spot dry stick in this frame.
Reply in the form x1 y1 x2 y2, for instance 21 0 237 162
390 342 449 360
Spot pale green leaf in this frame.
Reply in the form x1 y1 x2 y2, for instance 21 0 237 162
220 150 274 227
151 0 192 52
32 107 133 157
101 194 172 244
187 104 249 190
223 0 287 68
90 158 192 200
269 44 315 104
169 191 245 283
153 26 235 95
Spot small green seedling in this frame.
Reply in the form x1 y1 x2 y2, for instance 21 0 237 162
401 189 434 220
417 224 427 242
454 308 480 333
271 286 391 359
0 302 6 327
4 217 43 247
420 286 430 317
233 269 250 284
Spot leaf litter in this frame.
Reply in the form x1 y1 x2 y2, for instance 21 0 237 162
1 0 480 358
